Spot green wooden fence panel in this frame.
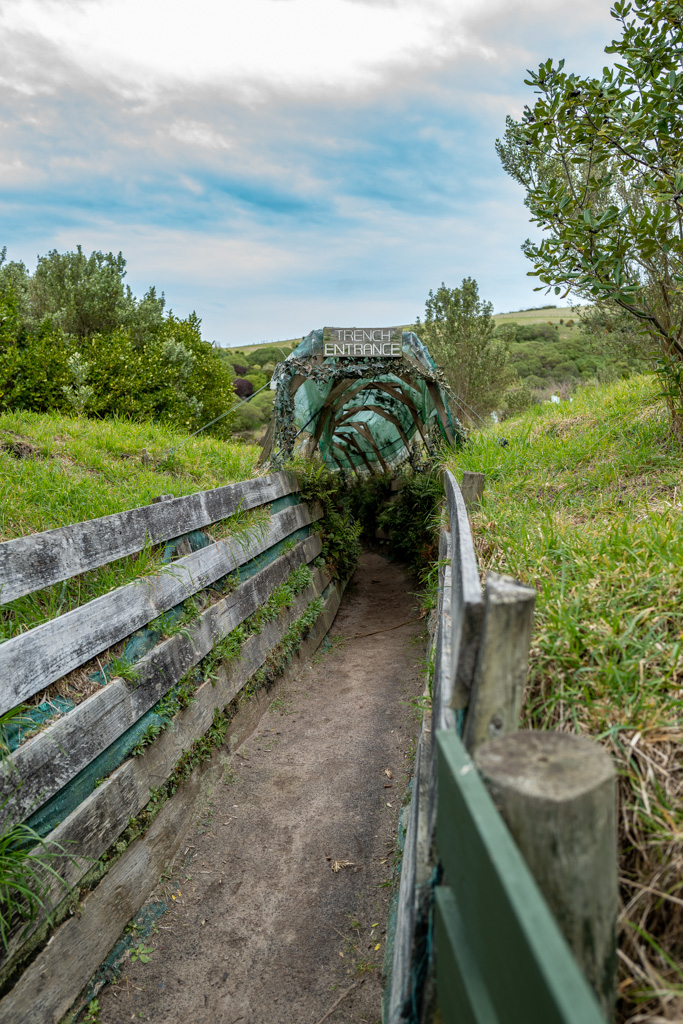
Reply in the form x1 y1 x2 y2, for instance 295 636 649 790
434 888 498 1024
435 730 606 1024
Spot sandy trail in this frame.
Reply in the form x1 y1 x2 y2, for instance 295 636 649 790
95 551 425 1024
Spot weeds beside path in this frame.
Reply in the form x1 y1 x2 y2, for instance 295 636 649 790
445 375 683 1023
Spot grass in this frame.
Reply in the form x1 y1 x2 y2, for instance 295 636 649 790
222 336 302 356
443 374 683 1023
492 304 587 327
0 409 259 539
0 410 263 662
0 707 79 952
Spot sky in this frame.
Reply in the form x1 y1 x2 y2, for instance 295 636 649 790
0 0 617 347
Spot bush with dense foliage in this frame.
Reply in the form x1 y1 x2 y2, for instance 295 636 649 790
0 247 236 436
499 321 649 393
344 470 443 573
231 389 275 434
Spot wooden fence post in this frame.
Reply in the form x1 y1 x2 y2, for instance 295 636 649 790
462 572 535 754
461 471 485 512
474 732 618 1021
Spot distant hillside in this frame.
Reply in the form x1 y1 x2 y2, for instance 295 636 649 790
222 338 302 355
492 304 649 399
493 304 582 324
220 305 651 422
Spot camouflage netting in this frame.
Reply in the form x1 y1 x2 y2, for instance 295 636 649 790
260 329 464 473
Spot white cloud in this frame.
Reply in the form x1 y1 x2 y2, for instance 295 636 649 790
1 0 494 100
166 120 232 150
179 175 205 195
0 158 27 185
0 0 616 345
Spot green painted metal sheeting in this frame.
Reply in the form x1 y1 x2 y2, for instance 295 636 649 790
435 730 607 1024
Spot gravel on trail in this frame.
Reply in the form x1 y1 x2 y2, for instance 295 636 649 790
94 550 427 1024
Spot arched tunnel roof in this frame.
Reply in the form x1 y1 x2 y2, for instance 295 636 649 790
260 327 463 472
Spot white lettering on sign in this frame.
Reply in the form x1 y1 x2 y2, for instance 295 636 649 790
322 327 402 359
323 341 401 357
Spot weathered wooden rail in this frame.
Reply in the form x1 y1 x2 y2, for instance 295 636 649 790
386 470 617 1024
0 471 346 1024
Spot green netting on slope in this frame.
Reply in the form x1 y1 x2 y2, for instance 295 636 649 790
269 329 463 471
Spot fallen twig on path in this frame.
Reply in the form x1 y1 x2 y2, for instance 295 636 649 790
341 618 421 640
314 980 363 1024
330 858 356 872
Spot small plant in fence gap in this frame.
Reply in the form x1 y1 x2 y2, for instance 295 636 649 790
0 708 81 952
82 998 100 1023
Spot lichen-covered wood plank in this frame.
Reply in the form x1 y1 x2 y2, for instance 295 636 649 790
0 471 298 606
460 471 485 512
432 532 456 733
0 502 318 716
387 730 422 1023
0 534 323 829
0 770 201 1024
0 569 333 971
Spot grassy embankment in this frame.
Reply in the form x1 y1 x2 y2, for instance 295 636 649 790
0 411 261 701
444 375 683 1023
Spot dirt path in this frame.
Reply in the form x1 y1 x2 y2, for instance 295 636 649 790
95 551 426 1024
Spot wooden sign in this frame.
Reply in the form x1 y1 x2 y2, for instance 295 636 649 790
323 326 403 359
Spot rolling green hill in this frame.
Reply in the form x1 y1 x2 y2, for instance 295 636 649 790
493 305 649 402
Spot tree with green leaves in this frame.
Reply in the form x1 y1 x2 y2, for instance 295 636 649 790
417 278 514 420
497 0 683 439
0 247 236 435
0 245 167 343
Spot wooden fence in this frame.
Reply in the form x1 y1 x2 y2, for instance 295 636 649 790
386 471 616 1024
0 471 345 1024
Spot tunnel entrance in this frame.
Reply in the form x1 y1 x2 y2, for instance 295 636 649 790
259 325 463 472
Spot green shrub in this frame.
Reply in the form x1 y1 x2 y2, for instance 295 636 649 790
0 273 236 436
377 471 443 570
244 371 268 391
503 382 534 415
231 390 274 433
294 462 362 582
345 470 444 574
345 474 392 538
0 324 73 414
